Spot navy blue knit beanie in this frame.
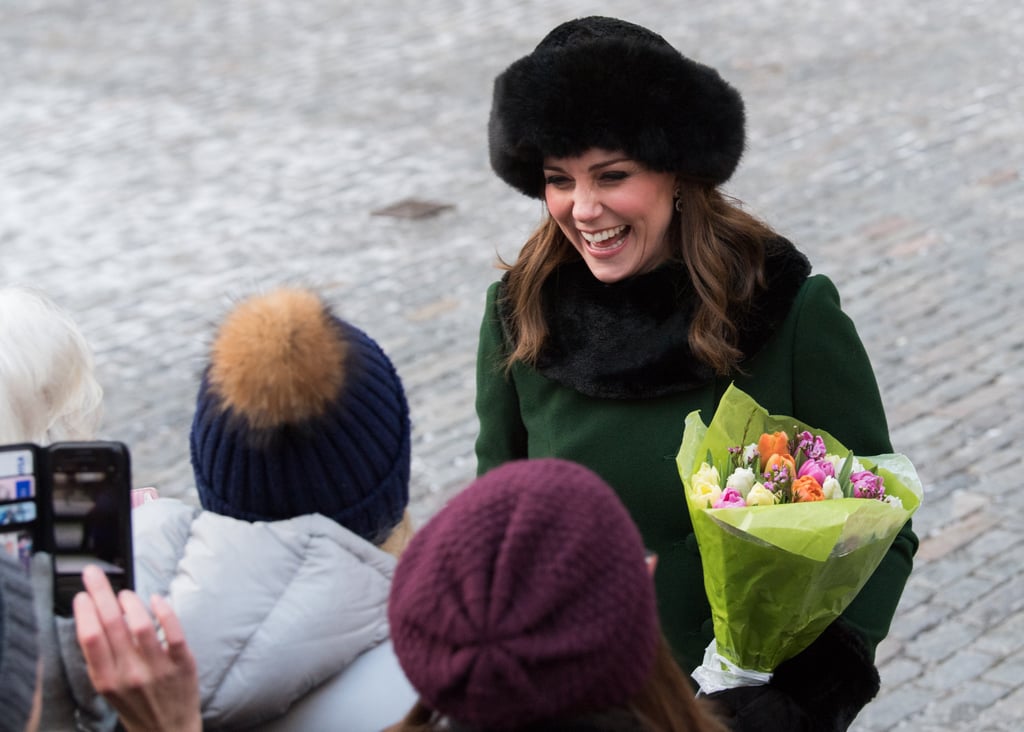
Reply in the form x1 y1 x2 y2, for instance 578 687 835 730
190 289 411 543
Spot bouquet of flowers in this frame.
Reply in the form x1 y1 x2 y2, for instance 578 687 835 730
676 384 922 694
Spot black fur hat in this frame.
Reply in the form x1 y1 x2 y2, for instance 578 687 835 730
489 16 746 198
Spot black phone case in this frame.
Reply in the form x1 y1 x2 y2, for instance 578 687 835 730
0 441 134 614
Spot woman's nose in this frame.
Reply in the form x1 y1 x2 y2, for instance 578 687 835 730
572 187 602 222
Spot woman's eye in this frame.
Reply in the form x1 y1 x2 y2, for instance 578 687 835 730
600 171 629 182
545 175 571 187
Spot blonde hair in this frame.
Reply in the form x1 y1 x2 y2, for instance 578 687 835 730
0 286 103 444
379 510 415 557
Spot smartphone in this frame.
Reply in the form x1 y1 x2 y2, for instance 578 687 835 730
0 444 41 573
0 441 134 615
45 442 134 616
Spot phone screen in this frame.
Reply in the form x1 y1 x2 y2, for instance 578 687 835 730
0 446 39 572
48 443 133 614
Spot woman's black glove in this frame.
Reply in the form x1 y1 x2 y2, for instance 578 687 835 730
707 684 812 732
707 619 880 732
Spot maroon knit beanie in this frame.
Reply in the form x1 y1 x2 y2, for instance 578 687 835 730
388 458 659 729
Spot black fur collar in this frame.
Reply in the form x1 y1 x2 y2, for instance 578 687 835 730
498 238 811 399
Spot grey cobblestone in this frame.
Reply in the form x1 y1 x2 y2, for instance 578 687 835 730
1 1 1021 729
984 653 1024 688
917 680 1011 727
923 650 1005 690
856 683 933 730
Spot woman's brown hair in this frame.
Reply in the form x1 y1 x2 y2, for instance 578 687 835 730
386 635 728 732
629 634 730 732
500 185 777 376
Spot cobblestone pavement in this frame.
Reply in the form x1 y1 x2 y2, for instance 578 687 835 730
2 1 1021 728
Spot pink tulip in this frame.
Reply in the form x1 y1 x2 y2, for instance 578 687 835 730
713 487 748 509
851 470 885 500
797 458 835 485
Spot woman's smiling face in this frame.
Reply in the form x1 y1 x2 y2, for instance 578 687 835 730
543 149 676 283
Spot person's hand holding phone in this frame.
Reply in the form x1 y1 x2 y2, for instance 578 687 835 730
73 565 202 732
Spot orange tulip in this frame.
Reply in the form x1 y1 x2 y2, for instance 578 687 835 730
763 452 796 480
758 431 790 464
793 475 825 502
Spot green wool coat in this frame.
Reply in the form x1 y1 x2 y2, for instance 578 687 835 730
475 273 918 672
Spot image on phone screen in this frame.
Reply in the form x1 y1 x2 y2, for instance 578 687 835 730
0 446 38 572
49 445 132 614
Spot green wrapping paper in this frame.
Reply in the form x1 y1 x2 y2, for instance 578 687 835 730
676 385 922 679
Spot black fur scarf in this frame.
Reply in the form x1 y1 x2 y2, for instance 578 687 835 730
497 238 811 399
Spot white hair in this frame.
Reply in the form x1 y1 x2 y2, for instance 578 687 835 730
0 286 103 445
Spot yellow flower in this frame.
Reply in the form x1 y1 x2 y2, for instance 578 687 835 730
691 462 722 507
746 483 779 506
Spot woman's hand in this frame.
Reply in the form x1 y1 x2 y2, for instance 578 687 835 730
73 565 202 732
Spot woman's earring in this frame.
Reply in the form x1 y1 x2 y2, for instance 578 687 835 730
673 188 683 212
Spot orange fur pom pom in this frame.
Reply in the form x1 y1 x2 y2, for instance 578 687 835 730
208 289 347 428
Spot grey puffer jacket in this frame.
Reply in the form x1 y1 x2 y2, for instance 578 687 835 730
133 498 416 731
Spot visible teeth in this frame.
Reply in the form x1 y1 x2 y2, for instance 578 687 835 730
581 225 626 244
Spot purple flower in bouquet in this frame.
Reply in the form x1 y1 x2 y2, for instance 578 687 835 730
797 430 827 460
797 458 835 486
762 454 794 482
850 470 885 500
